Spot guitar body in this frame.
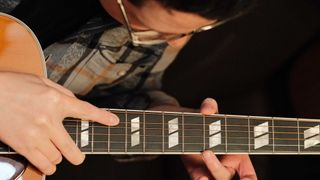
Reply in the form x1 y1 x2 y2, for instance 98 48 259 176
0 13 46 180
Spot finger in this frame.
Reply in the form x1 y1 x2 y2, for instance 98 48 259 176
61 96 119 126
41 78 75 97
201 150 232 180
38 140 63 165
220 155 257 180
23 149 56 175
51 123 85 165
200 98 218 115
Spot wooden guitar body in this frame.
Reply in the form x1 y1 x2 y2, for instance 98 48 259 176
0 12 45 180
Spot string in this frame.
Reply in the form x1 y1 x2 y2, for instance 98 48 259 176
62 124 314 136
63 120 320 130
64 132 307 142
99 109 320 123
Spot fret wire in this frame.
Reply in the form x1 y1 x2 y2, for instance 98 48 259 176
162 111 165 153
107 108 111 153
125 109 128 153
108 122 111 153
143 110 146 153
182 112 185 153
203 115 205 151
297 118 300 154
91 122 94 153
225 115 228 153
272 117 275 153
248 116 251 153
76 119 79 147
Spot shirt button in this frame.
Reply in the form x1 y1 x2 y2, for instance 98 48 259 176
117 70 127 76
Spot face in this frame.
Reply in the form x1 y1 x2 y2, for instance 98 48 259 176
99 0 216 47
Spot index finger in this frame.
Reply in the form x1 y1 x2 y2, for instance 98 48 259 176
61 95 119 126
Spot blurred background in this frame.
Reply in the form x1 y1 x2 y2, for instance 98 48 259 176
163 0 320 179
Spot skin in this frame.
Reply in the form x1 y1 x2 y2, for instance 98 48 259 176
100 0 216 47
0 72 119 175
100 0 258 179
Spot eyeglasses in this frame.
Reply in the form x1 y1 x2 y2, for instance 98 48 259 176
116 0 230 46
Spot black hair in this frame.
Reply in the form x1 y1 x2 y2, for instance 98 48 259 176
129 0 255 20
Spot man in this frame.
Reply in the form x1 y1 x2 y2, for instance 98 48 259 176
1 0 257 179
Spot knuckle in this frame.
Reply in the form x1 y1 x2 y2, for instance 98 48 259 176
43 164 56 175
46 89 62 104
53 154 63 164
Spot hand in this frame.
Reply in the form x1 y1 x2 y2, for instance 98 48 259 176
0 72 119 175
181 98 257 180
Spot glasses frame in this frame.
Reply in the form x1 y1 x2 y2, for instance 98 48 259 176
116 0 237 45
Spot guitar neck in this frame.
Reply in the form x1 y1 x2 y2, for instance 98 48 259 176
1 109 320 155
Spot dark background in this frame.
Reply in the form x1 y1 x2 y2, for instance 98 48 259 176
3 0 320 179
163 0 320 179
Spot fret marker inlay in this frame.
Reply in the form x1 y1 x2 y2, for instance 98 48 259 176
209 121 222 148
254 122 269 149
304 125 320 149
168 118 179 148
131 117 140 147
81 121 89 147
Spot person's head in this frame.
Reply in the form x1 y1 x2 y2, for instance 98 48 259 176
100 0 254 47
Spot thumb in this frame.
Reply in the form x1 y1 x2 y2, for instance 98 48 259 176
200 98 218 115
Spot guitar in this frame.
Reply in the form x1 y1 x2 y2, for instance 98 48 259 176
1 12 320 180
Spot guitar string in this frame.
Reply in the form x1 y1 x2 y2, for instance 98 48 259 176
62 123 319 136
63 131 307 142
63 119 320 130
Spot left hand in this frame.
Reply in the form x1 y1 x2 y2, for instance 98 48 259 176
149 98 257 180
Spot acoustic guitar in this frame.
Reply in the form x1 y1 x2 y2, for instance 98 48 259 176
1 12 320 180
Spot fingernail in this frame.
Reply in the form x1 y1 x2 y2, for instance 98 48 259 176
110 113 120 125
202 150 213 160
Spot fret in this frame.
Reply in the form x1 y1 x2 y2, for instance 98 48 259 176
297 118 300 153
225 115 249 153
125 110 128 153
248 116 251 152
109 110 126 152
92 122 109 153
63 118 78 146
203 115 205 151
182 113 185 153
184 113 204 152
126 110 144 152
205 114 225 153
273 117 299 153
162 112 164 153
225 115 228 152
143 111 146 153
164 112 182 152
108 125 110 153
272 117 275 153
145 111 163 153
299 119 320 153
249 117 273 153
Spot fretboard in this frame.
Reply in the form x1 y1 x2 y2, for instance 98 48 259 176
1 109 320 155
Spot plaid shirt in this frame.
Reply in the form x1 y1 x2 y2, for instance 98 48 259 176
44 16 180 110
